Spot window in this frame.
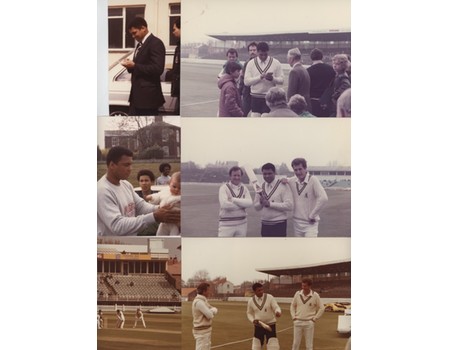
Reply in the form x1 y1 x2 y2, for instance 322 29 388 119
112 137 119 147
169 3 180 46
162 129 170 142
162 146 169 157
108 6 145 49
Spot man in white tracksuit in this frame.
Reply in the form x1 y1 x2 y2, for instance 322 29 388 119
290 278 325 350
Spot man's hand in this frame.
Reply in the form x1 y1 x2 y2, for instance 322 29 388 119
275 311 281 318
121 58 135 69
153 204 180 224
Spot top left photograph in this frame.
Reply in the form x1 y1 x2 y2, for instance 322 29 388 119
99 0 181 117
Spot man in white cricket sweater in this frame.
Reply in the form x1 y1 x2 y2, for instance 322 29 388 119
254 163 293 237
290 278 325 350
116 309 125 329
192 283 218 350
244 42 284 117
218 166 253 237
97 146 180 236
247 283 282 350
287 158 328 237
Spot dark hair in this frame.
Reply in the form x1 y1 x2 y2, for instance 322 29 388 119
106 146 133 166
226 48 238 57
137 169 155 182
128 17 148 30
174 17 180 29
247 42 257 50
159 163 172 172
197 282 210 295
261 163 276 172
225 61 242 75
257 42 269 52
291 158 307 169
302 278 313 286
252 282 263 291
310 48 323 61
228 166 243 176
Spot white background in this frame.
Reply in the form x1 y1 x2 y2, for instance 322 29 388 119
1 0 449 349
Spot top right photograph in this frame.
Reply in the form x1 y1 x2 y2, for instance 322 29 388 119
181 0 350 118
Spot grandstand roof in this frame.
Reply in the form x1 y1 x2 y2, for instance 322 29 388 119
207 31 351 42
97 244 168 254
255 259 350 276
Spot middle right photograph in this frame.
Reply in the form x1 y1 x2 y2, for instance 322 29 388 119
181 118 350 238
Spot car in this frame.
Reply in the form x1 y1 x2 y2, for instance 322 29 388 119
109 49 176 116
324 302 351 312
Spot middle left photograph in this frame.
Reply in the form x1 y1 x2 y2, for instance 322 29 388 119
97 116 181 236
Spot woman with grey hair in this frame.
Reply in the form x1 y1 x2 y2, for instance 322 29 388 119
288 94 316 117
330 54 351 117
261 87 298 117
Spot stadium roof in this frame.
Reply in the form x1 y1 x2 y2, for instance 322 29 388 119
207 31 351 42
255 259 350 276
97 244 168 254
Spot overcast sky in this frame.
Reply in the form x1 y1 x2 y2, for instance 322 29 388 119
100 237 182 260
182 118 350 168
182 237 350 285
183 0 351 44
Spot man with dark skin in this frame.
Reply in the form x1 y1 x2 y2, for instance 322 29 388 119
97 146 179 236
121 17 165 116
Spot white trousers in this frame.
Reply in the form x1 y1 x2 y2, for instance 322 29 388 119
292 320 315 350
193 328 212 350
133 317 146 328
218 223 247 237
293 219 319 237
116 320 125 329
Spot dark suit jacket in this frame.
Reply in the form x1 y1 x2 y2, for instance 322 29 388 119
287 64 311 112
128 33 166 110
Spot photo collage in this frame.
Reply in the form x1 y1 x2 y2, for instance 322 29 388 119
97 1 351 349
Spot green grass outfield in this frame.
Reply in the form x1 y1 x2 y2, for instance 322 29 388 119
181 183 351 237
97 312 181 350
182 301 350 350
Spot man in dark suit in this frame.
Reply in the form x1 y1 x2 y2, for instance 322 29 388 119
121 17 165 116
286 48 311 112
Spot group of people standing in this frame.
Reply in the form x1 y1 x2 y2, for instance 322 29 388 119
217 42 351 118
218 158 328 237
192 279 325 350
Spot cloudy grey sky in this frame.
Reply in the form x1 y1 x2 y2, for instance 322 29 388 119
182 237 350 285
99 237 182 260
183 0 351 44
181 118 351 168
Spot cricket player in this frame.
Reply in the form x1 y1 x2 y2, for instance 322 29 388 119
218 166 253 237
290 278 325 350
192 283 218 350
254 163 293 237
133 307 146 328
116 309 125 329
247 283 282 350
287 158 328 237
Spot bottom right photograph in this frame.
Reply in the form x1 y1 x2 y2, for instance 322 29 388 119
181 237 351 350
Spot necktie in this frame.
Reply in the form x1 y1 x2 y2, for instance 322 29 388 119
134 42 142 58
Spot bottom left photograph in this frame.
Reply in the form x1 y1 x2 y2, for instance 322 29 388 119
97 237 181 350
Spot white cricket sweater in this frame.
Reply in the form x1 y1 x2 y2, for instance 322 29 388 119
247 293 281 325
290 290 324 321
254 179 293 224
244 56 284 98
